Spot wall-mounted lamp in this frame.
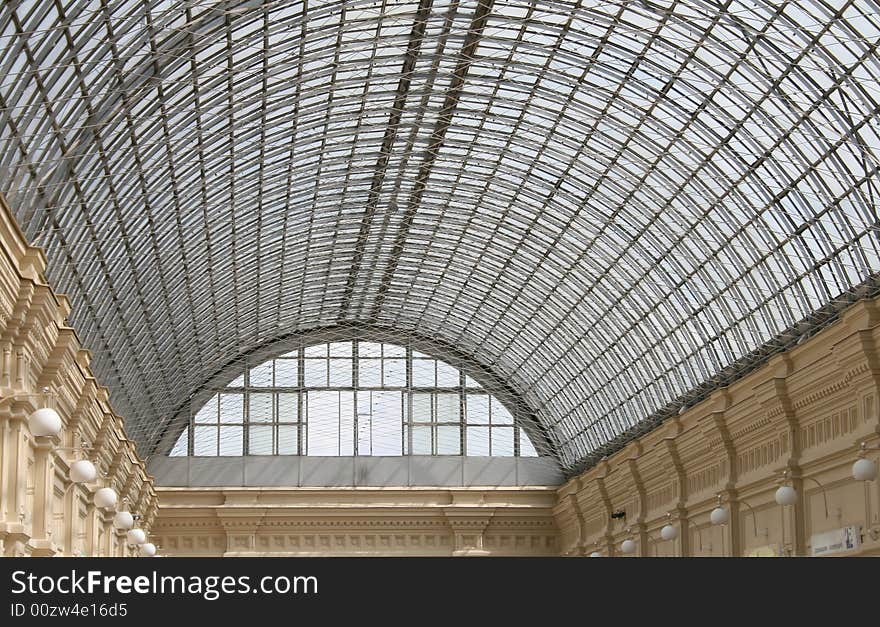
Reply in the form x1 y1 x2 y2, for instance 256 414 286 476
775 470 828 518
660 512 678 541
620 528 637 555
139 543 156 557
93 484 118 510
852 442 879 481
12 388 62 438
710 495 729 526
29 407 62 438
711 493 761 536
126 527 146 546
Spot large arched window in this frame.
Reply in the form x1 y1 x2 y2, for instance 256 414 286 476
170 341 538 458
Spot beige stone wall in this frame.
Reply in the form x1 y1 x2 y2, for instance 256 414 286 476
154 487 559 556
555 298 880 557
0 195 157 557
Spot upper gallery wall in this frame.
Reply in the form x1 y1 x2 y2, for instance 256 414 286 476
1 0 879 474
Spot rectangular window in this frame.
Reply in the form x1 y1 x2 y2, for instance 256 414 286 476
193 426 216 456
467 426 490 456
383 358 407 387
412 359 435 387
411 393 432 423
219 393 244 423
278 425 299 455
435 393 460 423
436 361 459 387
248 393 273 423
248 425 273 455
274 359 298 386
410 424 432 454
329 358 353 387
218 426 243 456
277 392 298 422
307 391 340 455
466 394 490 424
492 427 515 456
358 358 382 387
304 358 328 386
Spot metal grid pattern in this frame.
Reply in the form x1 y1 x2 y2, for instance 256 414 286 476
168 340 539 458
1 0 879 475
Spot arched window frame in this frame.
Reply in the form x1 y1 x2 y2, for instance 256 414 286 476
171 339 539 458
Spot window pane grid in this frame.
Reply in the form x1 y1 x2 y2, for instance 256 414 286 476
181 340 538 458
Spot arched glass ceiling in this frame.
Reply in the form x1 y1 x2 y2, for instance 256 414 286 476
1 0 879 475
168 340 540 458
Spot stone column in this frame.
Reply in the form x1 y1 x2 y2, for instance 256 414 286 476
29 434 59 555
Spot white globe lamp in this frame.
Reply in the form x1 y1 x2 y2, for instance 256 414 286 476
620 539 636 554
139 543 156 557
852 457 877 482
589 551 602 557
28 407 62 437
126 528 146 545
710 506 729 526
69 459 97 484
113 511 134 531
93 486 117 510
660 523 678 541
775 485 798 506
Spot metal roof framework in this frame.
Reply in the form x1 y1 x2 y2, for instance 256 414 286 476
1 0 879 474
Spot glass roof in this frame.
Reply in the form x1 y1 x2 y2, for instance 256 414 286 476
1 0 879 474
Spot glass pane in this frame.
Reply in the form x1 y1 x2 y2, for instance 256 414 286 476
194 397 217 423
411 425 432 454
372 391 402 455
519 428 538 456
358 358 382 387
304 344 327 357
492 427 515 456
249 361 273 387
436 361 459 387
227 373 244 387
218 393 244 423
411 393 432 423
274 359 298 386
436 393 460 423
467 427 490 456
383 343 406 357
193 426 216 456
277 392 298 422
359 342 382 357
339 391 354 455
278 425 298 455
465 375 482 388
328 358 353 387
329 341 352 357
437 425 461 455
383 358 406 387
248 393 273 423
304 358 328 386
466 394 490 424
412 359 435 387
307 391 339 455
248 425 273 455
491 398 514 425
218 426 243 456
170 427 188 456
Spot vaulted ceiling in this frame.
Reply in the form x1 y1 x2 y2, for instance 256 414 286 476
1 0 879 473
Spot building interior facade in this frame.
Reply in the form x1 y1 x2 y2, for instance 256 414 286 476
0 0 879 557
